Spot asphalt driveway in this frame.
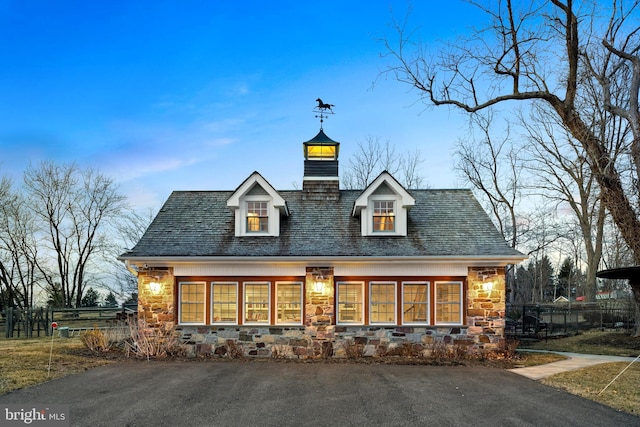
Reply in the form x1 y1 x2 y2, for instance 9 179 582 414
0 360 638 427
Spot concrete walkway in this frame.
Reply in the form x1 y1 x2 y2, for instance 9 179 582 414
509 350 640 380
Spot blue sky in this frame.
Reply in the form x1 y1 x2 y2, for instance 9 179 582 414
0 1 482 211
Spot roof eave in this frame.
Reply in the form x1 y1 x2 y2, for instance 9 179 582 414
118 254 528 267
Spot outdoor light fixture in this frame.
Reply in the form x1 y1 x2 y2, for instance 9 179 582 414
482 281 494 292
149 281 162 294
312 269 326 293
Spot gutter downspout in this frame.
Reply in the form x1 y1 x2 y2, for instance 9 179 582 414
124 260 139 277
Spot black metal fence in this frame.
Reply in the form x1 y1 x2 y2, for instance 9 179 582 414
1 306 136 338
506 300 636 339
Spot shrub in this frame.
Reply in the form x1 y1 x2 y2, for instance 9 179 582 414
81 328 110 353
81 325 131 353
124 321 183 360
342 339 365 359
225 340 245 359
384 342 423 358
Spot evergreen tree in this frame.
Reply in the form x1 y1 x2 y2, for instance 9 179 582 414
123 292 138 308
104 291 118 308
557 258 574 299
80 287 100 307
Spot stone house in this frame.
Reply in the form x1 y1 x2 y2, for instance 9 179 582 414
119 127 526 358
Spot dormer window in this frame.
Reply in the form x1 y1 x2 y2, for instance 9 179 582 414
353 172 415 237
247 201 268 232
227 172 289 237
373 200 395 232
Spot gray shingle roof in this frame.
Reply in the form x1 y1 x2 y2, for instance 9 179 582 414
122 189 522 259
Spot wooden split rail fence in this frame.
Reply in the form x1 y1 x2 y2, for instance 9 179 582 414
0 306 137 339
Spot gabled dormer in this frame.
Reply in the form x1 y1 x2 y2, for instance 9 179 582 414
227 172 289 237
352 171 415 237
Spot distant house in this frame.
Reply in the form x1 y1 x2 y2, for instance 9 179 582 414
595 290 628 300
119 127 526 358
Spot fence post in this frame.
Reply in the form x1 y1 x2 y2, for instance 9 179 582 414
5 307 11 338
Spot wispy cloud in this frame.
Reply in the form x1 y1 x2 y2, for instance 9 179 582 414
96 118 241 183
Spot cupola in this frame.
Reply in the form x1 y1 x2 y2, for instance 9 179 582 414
302 99 341 200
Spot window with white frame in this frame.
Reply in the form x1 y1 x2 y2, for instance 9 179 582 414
369 282 396 324
179 282 205 324
373 200 395 232
276 282 302 325
211 282 237 324
246 201 268 232
337 282 364 324
244 282 270 323
402 282 429 324
435 281 463 324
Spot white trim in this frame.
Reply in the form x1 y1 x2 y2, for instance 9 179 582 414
170 262 473 277
178 281 206 325
352 172 415 216
243 281 270 325
369 281 397 325
226 172 287 211
122 254 527 266
401 281 430 325
336 281 365 325
434 281 463 325
352 173 416 237
275 281 303 326
210 281 238 325
302 176 339 181
226 172 288 237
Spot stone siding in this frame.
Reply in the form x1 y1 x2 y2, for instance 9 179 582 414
137 266 508 358
138 270 175 328
178 325 493 359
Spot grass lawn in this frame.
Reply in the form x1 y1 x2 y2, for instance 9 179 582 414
520 330 640 415
0 336 111 395
542 362 640 415
520 330 640 356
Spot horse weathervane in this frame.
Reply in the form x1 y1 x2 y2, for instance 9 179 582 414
314 98 335 129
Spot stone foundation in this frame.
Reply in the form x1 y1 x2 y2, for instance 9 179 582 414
177 324 505 359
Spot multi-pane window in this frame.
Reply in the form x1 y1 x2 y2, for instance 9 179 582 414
435 281 463 324
373 200 395 231
179 282 205 324
403 282 429 324
246 201 268 232
370 282 396 324
211 282 237 323
337 282 364 324
276 282 302 325
244 282 270 323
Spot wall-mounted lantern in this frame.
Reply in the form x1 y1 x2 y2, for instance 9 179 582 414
312 269 326 294
482 281 494 292
149 280 162 295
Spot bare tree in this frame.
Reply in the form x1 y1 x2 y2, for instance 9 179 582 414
23 162 128 307
455 111 523 249
383 0 640 332
0 177 42 309
521 106 608 301
108 208 155 300
455 111 532 304
342 135 425 189
384 0 640 255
